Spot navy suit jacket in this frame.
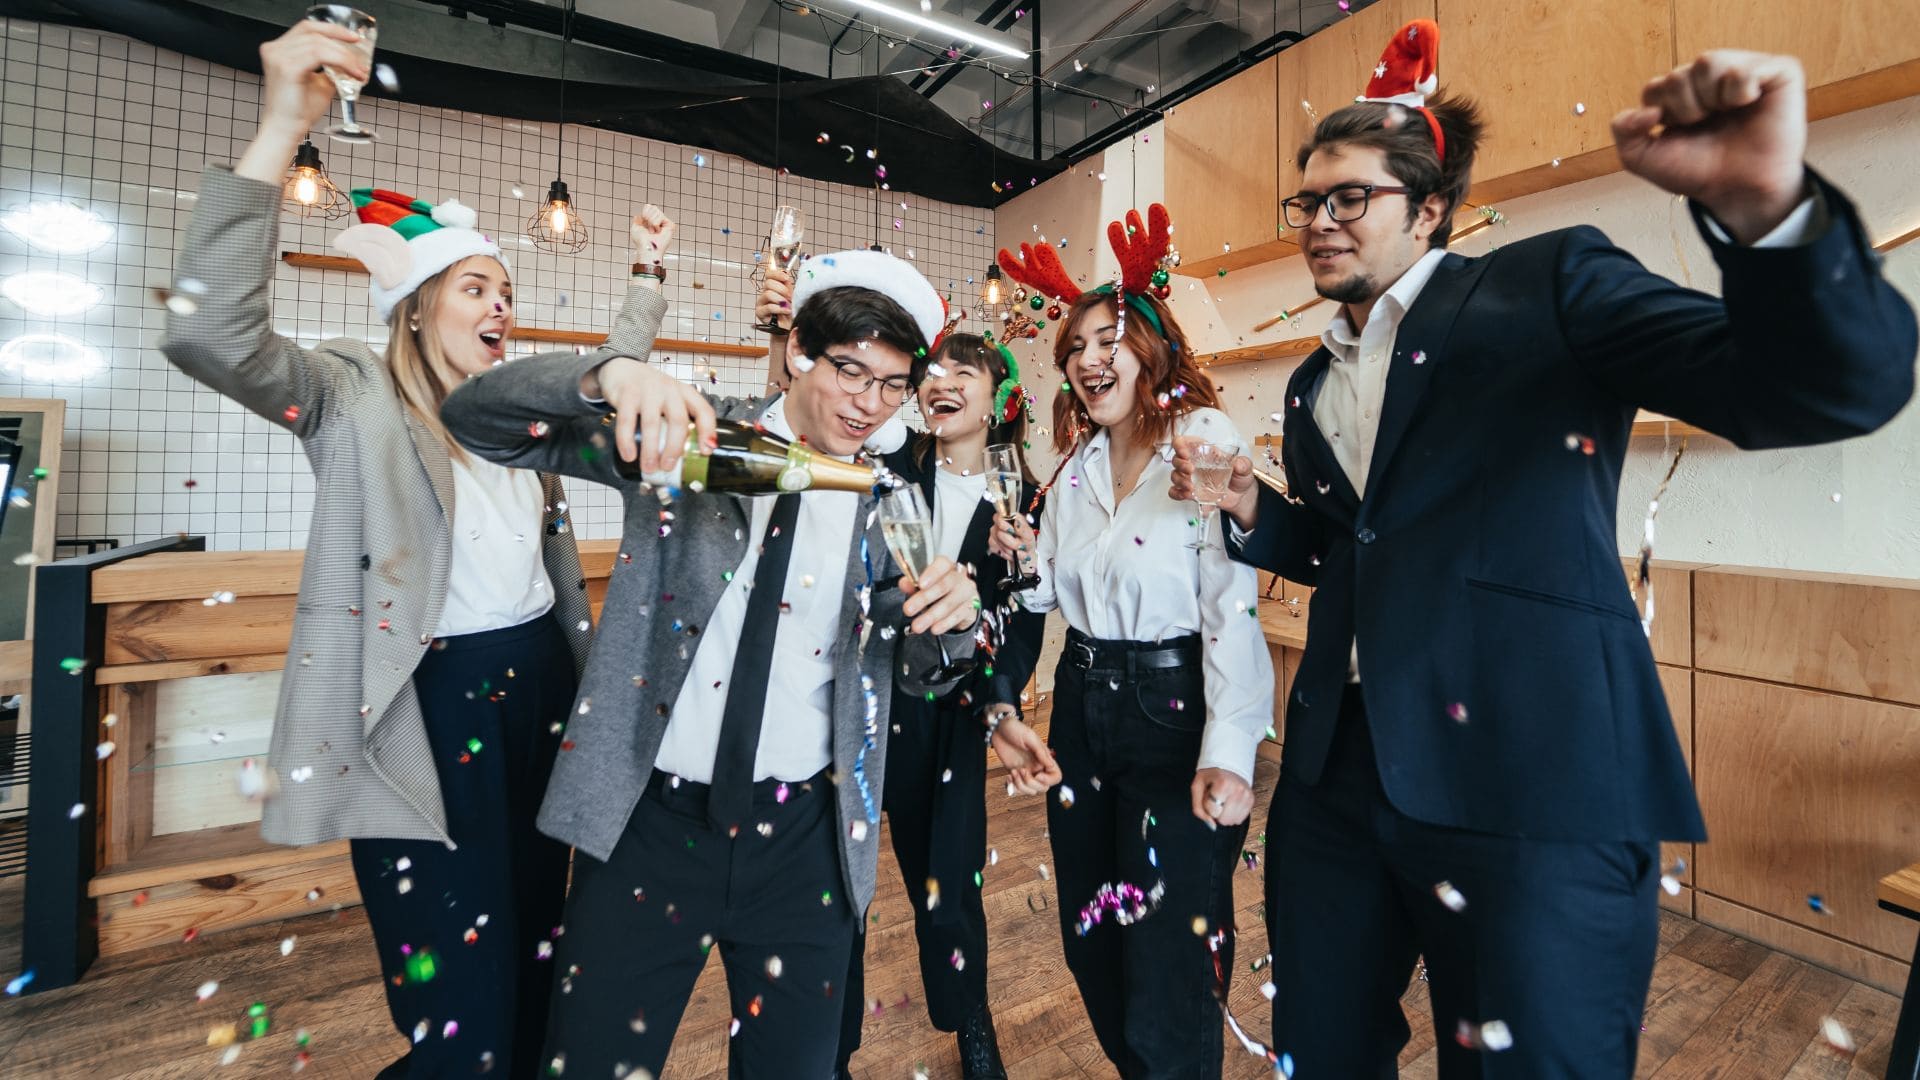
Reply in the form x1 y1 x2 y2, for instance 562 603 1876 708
1231 173 1916 844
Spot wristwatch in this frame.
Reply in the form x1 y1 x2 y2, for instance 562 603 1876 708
631 260 667 282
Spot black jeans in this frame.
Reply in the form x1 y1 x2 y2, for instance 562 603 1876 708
1047 635 1246 1079
349 612 575 1079
538 769 858 1079
838 695 991 1067
1265 684 1661 1078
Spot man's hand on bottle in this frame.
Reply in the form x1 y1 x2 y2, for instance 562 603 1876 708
900 556 981 636
582 356 716 474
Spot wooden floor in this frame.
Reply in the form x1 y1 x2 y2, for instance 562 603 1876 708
0 710 1904 1078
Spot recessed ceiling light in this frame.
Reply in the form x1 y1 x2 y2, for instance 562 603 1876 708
0 333 106 381
0 201 113 254
1 271 104 316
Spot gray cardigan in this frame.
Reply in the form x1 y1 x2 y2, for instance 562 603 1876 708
159 166 649 848
440 343 975 915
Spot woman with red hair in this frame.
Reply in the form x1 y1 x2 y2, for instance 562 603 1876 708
992 208 1274 1076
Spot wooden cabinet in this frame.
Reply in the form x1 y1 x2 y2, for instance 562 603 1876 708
1448 0 1674 202
1674 0 1920 119
1165 56 1280 271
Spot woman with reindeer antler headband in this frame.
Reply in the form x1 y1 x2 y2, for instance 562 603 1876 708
988 204 1274 1076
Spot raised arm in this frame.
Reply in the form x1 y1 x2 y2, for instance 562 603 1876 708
1583 48 1916 445
160 22 376 437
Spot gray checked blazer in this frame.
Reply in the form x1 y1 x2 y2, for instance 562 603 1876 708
440 345 976 916
159 166 654 848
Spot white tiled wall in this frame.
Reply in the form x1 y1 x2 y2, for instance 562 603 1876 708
0 18 995 549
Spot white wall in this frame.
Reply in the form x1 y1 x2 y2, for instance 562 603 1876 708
1002 95 1920 578
0 18 994 551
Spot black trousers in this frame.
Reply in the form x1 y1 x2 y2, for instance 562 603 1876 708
837 698 991 1067
539 769 859 1079
348 612 575 1079
1048 636 1246 1079
1265 684 1661 1078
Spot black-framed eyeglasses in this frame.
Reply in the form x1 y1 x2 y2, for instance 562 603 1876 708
825 357 913 406
1281 184 1412 229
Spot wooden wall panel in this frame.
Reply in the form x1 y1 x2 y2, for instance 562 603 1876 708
1621 558 1711 668
94 854 362 957
1442 0 1673 185
1165 56 1279 263
1694 567 1920 707
103 596 294 665
1692 673 1920 961
1672 0 1920 120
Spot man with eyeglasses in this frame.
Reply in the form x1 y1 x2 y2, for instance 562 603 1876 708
1171 27 1915 1077
441 248 982 1076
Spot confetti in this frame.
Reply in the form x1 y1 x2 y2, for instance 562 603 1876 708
196 980 220 1002
1433 880 1468 912
1447 702 1469 723
5 970 33 996
1807 893 1832 915
1573 102 1587 116
1821 1016 1856 1053
692 154 707 168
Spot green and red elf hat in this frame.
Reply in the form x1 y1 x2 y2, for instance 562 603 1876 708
332 187 503 321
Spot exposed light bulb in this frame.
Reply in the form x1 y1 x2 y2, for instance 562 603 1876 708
293 172 319 205
549 203 570 233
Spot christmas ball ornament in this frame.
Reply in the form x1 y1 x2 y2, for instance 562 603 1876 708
1150 268 1170 287
1152 284 1171 300
1034 320 1046 329
1023 324 1040 339
1011 286 1028 305
1167 248 1181 267
1028 293 1046 311
1047 303 1062 319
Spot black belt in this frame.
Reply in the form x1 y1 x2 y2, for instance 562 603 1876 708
1064 628 1200 676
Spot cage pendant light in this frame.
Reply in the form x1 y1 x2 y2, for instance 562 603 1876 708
283 139 350 219
525 0 590 253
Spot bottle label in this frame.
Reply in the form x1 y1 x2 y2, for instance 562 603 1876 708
777 443 813 492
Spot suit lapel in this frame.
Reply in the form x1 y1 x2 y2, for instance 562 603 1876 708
1367 253 1488 490
1285 349 1361 522
405 411 456 523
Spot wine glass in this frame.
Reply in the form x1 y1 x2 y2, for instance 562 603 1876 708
752 205 805 334
1186 441 1237 551
984 442 1040 592
304 5 378 143
877 485 977 684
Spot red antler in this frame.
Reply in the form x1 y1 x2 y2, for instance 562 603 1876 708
1107 203 1171 296
996 242 1082 304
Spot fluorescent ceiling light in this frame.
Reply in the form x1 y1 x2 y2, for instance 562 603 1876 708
0 201 114 254
834 0 1028 59
0 333 106 381
2 271 104 316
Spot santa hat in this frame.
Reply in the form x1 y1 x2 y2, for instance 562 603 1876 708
1357 19 1446 162
334 188 503 321
789 248 946 350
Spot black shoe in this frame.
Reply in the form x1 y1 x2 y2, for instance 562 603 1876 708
958 1006 1009 1080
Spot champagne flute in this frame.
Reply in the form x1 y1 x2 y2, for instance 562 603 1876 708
1187 441 1237 551
752 205 805 334
878 485 977 683
984 442 1040 592
304 5 378 143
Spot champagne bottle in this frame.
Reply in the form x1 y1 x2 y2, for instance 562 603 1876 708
614 418 882 495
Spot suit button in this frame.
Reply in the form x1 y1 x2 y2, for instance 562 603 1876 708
1357 528 1377 544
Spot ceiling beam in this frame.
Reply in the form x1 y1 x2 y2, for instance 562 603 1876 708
712 0 770 55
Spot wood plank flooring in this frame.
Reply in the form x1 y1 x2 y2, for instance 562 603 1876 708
0 702 1901 1078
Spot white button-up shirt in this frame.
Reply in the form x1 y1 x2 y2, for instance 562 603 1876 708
1019 407 1274 784
653 395 857 784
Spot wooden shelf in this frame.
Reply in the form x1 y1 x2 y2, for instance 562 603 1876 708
278 252 768 359
89 822 347 898
1632 411 1711 438
1258 598 1309 651
1197 334 1320 369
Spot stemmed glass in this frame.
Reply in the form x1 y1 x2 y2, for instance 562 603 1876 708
305 5 379 143
878 485 977 683
752 205 806 333
1186 441 1237 551
984 442 1040 592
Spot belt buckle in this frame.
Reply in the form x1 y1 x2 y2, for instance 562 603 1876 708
1069 639 1097 670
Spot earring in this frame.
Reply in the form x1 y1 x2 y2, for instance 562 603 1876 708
408 319 420 332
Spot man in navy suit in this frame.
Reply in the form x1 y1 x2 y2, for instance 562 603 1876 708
1170 40 1917 1077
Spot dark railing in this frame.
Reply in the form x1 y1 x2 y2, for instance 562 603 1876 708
21 534 206 993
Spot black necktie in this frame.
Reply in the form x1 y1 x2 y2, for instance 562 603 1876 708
709 492 802 830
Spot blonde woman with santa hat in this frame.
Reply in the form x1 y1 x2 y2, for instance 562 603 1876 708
159 20 672 1076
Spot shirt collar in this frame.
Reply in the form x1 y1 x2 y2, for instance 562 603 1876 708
1321 247 1450 362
